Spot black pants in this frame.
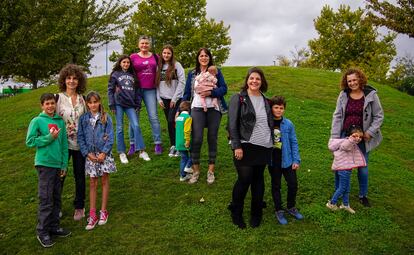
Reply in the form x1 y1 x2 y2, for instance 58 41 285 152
36 166 61 236
161 98 180 147
190 107 221 164
232 164 266 216
268 165 298 211
61 149 85 209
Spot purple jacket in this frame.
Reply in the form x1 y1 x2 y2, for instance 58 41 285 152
328 138 366 171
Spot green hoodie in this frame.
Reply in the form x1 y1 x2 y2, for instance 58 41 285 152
26 112 69 170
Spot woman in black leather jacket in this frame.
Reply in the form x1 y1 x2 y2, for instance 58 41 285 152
227 67 273 229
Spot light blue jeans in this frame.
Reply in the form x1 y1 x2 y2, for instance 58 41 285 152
331 170 352 206
141 89 162 144
115 105 145 153
336 132 369 197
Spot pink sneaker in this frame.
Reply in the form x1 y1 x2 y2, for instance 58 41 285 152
85 215 99 230
98 210 109 225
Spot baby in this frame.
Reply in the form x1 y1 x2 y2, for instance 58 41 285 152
195 65 218 112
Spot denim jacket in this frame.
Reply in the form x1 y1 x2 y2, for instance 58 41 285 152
271 117 301 168
77 112 114 157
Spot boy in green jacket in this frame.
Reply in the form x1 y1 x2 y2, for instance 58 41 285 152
26 93 71 248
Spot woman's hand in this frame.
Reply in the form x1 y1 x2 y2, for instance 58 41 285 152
159 101 165 109
170 101 176 109
199 90 212 97
234 148 243 160
363 132 372 141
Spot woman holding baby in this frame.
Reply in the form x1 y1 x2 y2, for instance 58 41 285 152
182 47 227 185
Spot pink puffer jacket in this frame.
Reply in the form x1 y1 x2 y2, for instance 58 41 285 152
328 138 367 170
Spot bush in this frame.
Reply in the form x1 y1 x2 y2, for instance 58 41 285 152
398 76 414 96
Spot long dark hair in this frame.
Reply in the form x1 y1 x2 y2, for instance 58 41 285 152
156 44 177 86
85 91 107 125
195 48 214 74
242 67 268 93
111 54 139 87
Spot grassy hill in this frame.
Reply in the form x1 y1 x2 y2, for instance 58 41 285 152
0 66 413 254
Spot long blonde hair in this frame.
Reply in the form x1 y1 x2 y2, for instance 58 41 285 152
85 91 107 125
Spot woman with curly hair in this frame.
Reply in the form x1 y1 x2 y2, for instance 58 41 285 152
56 64 88 221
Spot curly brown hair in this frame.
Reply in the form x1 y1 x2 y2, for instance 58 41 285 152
58 64 87 94
340 68 367 90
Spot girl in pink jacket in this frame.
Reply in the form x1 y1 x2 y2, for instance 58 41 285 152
326 126 366 214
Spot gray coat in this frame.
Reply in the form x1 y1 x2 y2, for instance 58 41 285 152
331 86 384 152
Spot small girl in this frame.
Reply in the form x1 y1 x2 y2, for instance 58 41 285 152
108 55 150 163
77 91 117 230
194 65 219 112
326 125 366 214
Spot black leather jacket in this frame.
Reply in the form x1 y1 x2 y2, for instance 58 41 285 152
228 90 273 150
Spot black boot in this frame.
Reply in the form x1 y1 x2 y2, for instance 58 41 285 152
228 202 246 229
250 203 263 228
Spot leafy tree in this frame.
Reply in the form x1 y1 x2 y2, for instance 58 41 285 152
290 46 310 67
308 5 396 81
366 0 414 38
121 0 231 68
0 0 133 89
276 55 291 67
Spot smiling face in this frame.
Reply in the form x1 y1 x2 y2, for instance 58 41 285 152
65 75 79 92
120 58 131 71
198 50 210 69
272 104 285 119
162 48 172 62
87 96 100 114
247 72 262 94
41 99 56 117
346 73 362 92
138 38 151 53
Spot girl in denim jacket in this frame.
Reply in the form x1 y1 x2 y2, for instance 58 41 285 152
78 91 116 230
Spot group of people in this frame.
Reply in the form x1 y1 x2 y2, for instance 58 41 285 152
25 35 384 247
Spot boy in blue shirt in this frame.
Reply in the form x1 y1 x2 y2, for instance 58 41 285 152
268 96 303 225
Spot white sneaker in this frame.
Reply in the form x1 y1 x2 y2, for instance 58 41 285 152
139 151 151 161
168 146 176 157
326 200 338 211
174 150 180 157
119 153 128 164
179 174 192 182
207 171 215 184
340 204 356 214
184 166 193 173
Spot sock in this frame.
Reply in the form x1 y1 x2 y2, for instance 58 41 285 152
89 208 96 219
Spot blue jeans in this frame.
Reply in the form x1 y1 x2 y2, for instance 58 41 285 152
140 89 162 144
115 105 145 153
331 170 352 206
336 132 369 197
179 150 192 177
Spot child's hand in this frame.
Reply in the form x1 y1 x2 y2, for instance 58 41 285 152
87 153 98 162
292 163 300 170
50 128 60 139
185 141 190 148
60 170 66 178
97 153 106 162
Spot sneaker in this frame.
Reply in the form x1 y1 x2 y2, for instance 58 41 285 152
275 210 288 225
85 215 99 230
179 174 192 182
127 144 135 156
287 207 304 220
188 171 199 184
98 210 109 225
168 146 176 157
184 166 193 174
359 196 371 207
73 208 85 221
155 144 163 155
340 204 356 214
174 150 180 157
139 151 151 161
37 235 55 248
119 153 129 164
207 171 215 185
49 228 71 238
326 200 338 211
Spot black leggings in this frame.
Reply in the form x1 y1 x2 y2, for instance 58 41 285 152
61 149 86 209
232 164 266 215
161 98 180 147
190 107 221 165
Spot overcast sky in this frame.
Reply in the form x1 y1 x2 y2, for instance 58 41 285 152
89 0 413 76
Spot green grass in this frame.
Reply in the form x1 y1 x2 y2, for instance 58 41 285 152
0 66 413 254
